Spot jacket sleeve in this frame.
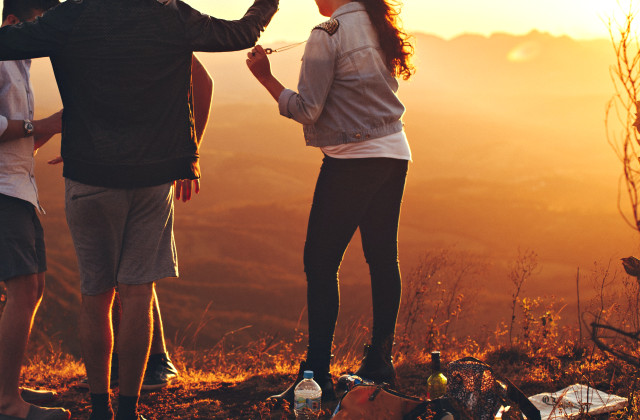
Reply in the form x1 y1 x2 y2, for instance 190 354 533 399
0 2 79 60
278 30 337 125
179 0 279 52
0 115 7 138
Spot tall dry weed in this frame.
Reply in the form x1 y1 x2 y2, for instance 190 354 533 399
396 248 486 357
508 249 539 347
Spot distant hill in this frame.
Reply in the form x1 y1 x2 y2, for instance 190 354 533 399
23 31 637 356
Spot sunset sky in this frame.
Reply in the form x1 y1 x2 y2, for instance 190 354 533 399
0 1 621 41
186 0 617 41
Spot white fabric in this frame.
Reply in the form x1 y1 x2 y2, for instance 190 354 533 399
527 384 628 419
0 59 41 211
321 130 411 160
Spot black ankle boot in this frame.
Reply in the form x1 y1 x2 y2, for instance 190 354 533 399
354 340 397 387
269 361 336 403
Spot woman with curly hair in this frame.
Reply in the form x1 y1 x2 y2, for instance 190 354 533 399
247 0 415 402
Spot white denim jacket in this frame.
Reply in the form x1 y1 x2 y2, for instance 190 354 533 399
278 2 405 147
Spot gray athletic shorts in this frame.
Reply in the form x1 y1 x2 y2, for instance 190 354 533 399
65 179 178 296
0 193 46 283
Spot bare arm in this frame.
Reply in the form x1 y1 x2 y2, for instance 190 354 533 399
0 110 61 146
192 54 213 144
34 110 63 150
174 55 213 203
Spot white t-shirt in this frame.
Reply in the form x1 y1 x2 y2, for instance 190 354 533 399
321 130 411 161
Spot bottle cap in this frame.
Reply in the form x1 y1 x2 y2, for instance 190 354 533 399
303 370 314 379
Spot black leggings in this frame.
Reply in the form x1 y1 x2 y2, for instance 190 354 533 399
303 155 408 365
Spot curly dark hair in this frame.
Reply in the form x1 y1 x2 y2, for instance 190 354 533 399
3 0 59 22
359 0 415 80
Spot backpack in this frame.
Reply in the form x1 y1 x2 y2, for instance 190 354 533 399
331 357 541 420
331 383 427 420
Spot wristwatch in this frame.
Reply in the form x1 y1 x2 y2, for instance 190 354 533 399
23 119 34 137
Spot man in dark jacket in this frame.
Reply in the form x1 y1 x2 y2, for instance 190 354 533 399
0 1 279 419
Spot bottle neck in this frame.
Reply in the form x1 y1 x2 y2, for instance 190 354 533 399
431 352 441 371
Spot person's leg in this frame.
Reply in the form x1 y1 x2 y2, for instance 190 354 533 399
356 158 408 385
0 274 42 418
112 292 121 350
114 182 178 418
65 179 128 418
305 158 375 369
80 290 116 420
109 289 177 392
17 273 60 404
110 291 121 385
80 289 116 395
359 159 407 347
112 290 161 355
116 282 154 402
149 289 166 355
304 157 398 368
141 290 178 391
0 194 70 419
18 273 58 403
75 293 119 390
272 156 386 402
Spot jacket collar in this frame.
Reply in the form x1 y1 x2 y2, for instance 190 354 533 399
331 2 366 19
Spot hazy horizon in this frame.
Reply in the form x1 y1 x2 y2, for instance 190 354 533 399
181 0 616 42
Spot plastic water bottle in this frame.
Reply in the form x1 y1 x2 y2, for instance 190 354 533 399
294 370 322 419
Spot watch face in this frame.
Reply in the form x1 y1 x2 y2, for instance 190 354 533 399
24 120 34 136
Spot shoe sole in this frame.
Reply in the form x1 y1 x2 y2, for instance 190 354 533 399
141 375 178 391
140 381 169 391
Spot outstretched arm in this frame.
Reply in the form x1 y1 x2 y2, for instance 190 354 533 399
0 2 79 60
184 0 279 53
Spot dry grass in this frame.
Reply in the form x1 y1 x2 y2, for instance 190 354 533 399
17 326 639 419
10 250 640 419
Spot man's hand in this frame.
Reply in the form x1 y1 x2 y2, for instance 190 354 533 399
33 109 63 151
174 179 200 202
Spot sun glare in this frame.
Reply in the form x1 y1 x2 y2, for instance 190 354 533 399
507 41 542 63
605 0 640 42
